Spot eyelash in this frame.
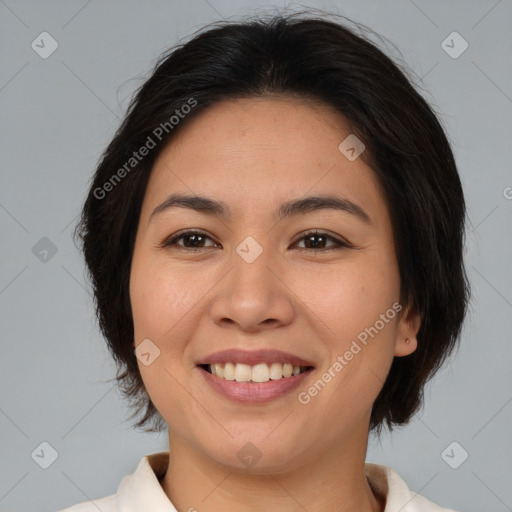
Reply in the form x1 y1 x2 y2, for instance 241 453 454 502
160 229 351 252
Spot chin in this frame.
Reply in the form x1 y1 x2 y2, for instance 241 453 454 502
203 435 306 474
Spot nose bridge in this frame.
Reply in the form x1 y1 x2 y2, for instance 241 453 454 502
230 233 276 298
210 232 294 329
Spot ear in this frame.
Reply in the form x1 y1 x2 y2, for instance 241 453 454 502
394 303 421 357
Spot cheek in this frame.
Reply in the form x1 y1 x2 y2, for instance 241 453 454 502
296 253 400 410
130 253 220 406
130 255 202 424
298 253 400 344
130 254 204 342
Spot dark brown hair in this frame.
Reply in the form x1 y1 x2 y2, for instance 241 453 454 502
74 9 470 436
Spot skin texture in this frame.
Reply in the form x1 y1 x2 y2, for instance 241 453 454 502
129 97 421 512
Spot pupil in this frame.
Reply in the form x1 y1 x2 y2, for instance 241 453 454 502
307 235 324 249
187 234 203 247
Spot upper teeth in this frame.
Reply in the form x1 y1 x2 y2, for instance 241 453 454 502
209 362 307 382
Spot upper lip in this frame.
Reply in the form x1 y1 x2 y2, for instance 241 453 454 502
197 349 315 368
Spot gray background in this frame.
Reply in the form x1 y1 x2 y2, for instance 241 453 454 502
0 1 511 511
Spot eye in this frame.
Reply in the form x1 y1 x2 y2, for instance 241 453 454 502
160 229 218 250
292 230 351 251
160 229 351 251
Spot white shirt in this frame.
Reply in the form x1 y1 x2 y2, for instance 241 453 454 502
58 451 458 512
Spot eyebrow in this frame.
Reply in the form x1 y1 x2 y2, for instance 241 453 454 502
149 193 371 225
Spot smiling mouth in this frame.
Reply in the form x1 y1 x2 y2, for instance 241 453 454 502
198 362 314 383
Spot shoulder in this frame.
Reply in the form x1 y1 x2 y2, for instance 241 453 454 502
57 451 172 512
365 463 459 512
57 493 117 512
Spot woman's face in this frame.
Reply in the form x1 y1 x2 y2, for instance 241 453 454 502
130 97 419 471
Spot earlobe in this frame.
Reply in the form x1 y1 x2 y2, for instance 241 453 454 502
394 304 421 357
394 336 418 357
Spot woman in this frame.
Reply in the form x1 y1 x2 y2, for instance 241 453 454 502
61 9 469 512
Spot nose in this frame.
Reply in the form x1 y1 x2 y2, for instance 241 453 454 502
209 243 295 332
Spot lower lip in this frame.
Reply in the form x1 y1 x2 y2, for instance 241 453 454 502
198 366 314 403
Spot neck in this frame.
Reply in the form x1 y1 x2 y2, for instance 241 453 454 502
160 425 385 512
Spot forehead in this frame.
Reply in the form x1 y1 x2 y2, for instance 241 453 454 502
142 97 387 224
